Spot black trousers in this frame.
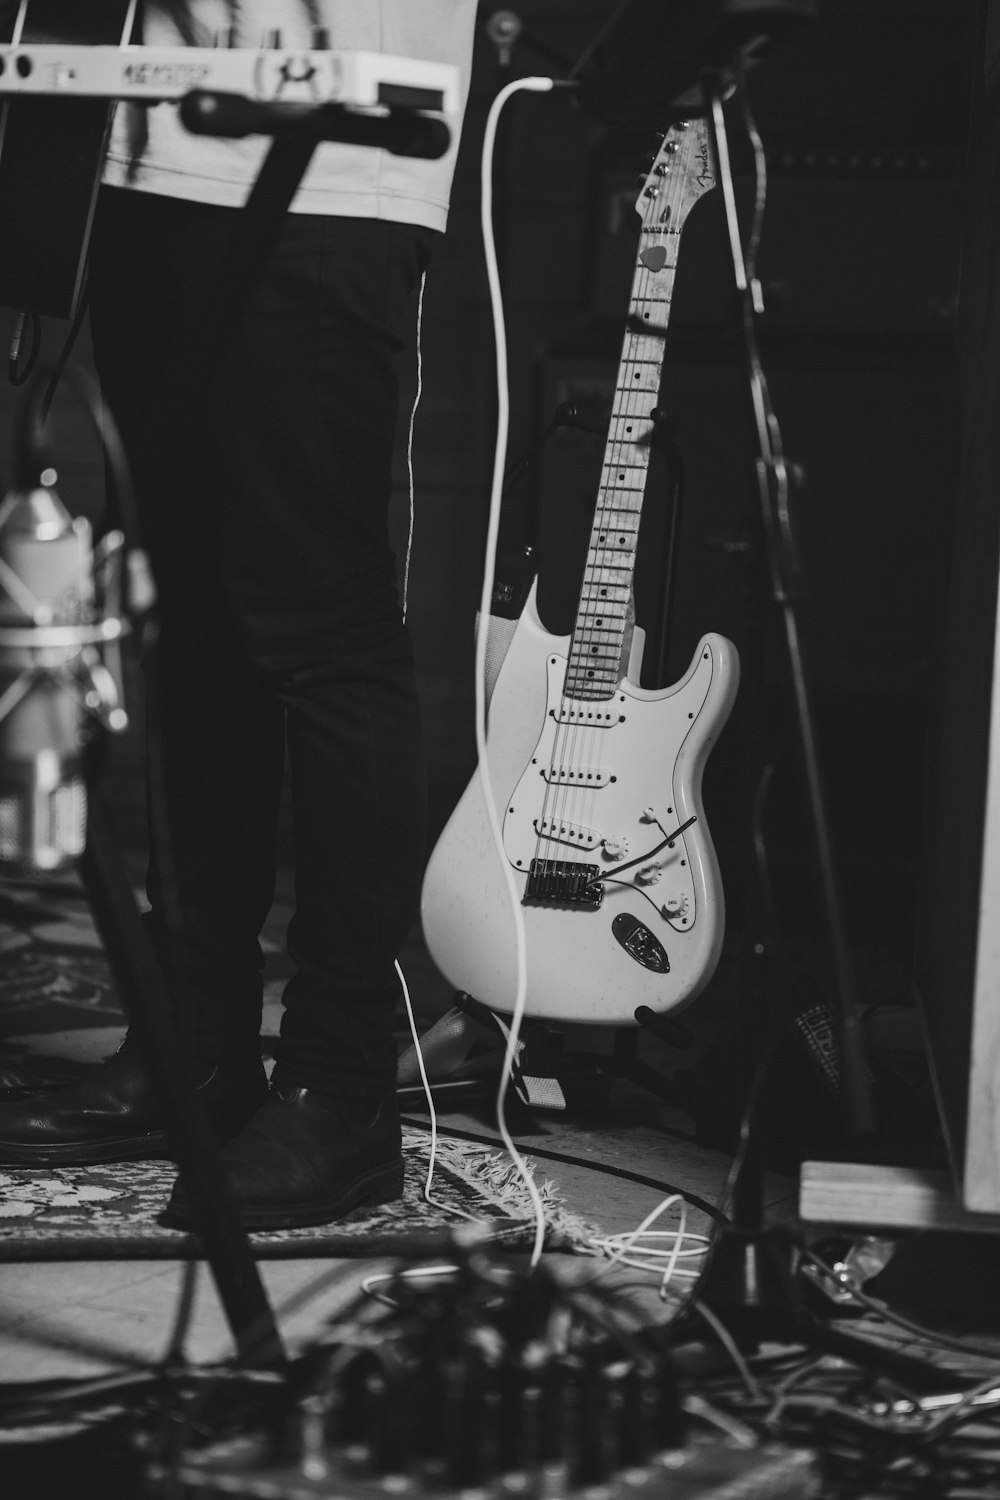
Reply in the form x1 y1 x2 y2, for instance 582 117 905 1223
88 185 433 1098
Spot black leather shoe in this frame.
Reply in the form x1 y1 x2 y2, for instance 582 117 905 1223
160 1085 404 1231
0 1039 269 1166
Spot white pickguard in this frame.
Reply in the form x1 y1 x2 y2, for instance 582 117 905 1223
421 584 739 1025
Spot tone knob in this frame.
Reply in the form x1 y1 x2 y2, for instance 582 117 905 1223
636 863 662 886
661 891 688 917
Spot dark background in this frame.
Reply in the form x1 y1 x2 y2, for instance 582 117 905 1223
0 0 979 1156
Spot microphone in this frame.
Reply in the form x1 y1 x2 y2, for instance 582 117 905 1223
0 377 131 877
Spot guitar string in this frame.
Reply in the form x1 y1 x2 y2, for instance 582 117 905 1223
549 235 660 860
540 276 654 874
540 119 708 885
538 210 674 884
545 290 652 871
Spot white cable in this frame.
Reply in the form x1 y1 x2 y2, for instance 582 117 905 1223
477 76 557 1268
589 1193 711 1295
401 269 427 619
394 273 454 1216
9 0 29 45
361 1262 461 1304
395 957 481 1224
121 0 141 43
393 76 562 1263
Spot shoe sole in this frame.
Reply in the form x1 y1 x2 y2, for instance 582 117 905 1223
159 1159 406 1233
0 1091 269 1169
0 1132 172 1166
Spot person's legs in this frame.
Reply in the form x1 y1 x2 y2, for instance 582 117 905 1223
0 192 432 1208
89 189 288 1061
0 189 281 1161
158 211 431 1227
195 211 430 1102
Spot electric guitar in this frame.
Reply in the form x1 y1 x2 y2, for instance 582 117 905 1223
421 116 739 1028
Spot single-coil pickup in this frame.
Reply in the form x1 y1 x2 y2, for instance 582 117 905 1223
551 704 619 725
533 816 600 850
538 764 612 786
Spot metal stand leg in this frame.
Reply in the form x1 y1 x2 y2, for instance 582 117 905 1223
79 794 284 1369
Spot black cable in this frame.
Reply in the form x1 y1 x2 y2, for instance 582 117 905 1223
802 1247 1000 1369
38 277 92 423
398 1114 728 1226
10 360 148 588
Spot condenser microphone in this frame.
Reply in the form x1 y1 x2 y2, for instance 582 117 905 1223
0 380 129 876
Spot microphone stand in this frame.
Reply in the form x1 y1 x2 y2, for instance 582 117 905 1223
0 365 284 1367
710 78 874 1139
665 79 874 1355
79 789 285 1369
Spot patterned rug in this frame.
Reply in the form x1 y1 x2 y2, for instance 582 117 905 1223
0 1128 591 1261
0 880 595 1261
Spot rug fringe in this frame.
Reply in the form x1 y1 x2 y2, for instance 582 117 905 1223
425 1136 601 1254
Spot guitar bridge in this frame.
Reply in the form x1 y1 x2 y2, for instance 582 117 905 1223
523 859 603 909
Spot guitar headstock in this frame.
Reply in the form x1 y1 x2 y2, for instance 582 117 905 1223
635 119 715 234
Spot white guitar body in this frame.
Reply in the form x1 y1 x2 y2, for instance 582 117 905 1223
421 583 739 1026
423 116 737 1028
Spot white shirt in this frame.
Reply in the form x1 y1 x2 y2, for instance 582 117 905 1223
103 1 476 230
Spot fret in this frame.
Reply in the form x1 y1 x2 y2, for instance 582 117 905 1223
566 117 713 687
579 593 631 609
575 635 623 651
591 537 640 551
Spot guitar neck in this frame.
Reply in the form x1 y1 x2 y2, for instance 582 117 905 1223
565 116 714 701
